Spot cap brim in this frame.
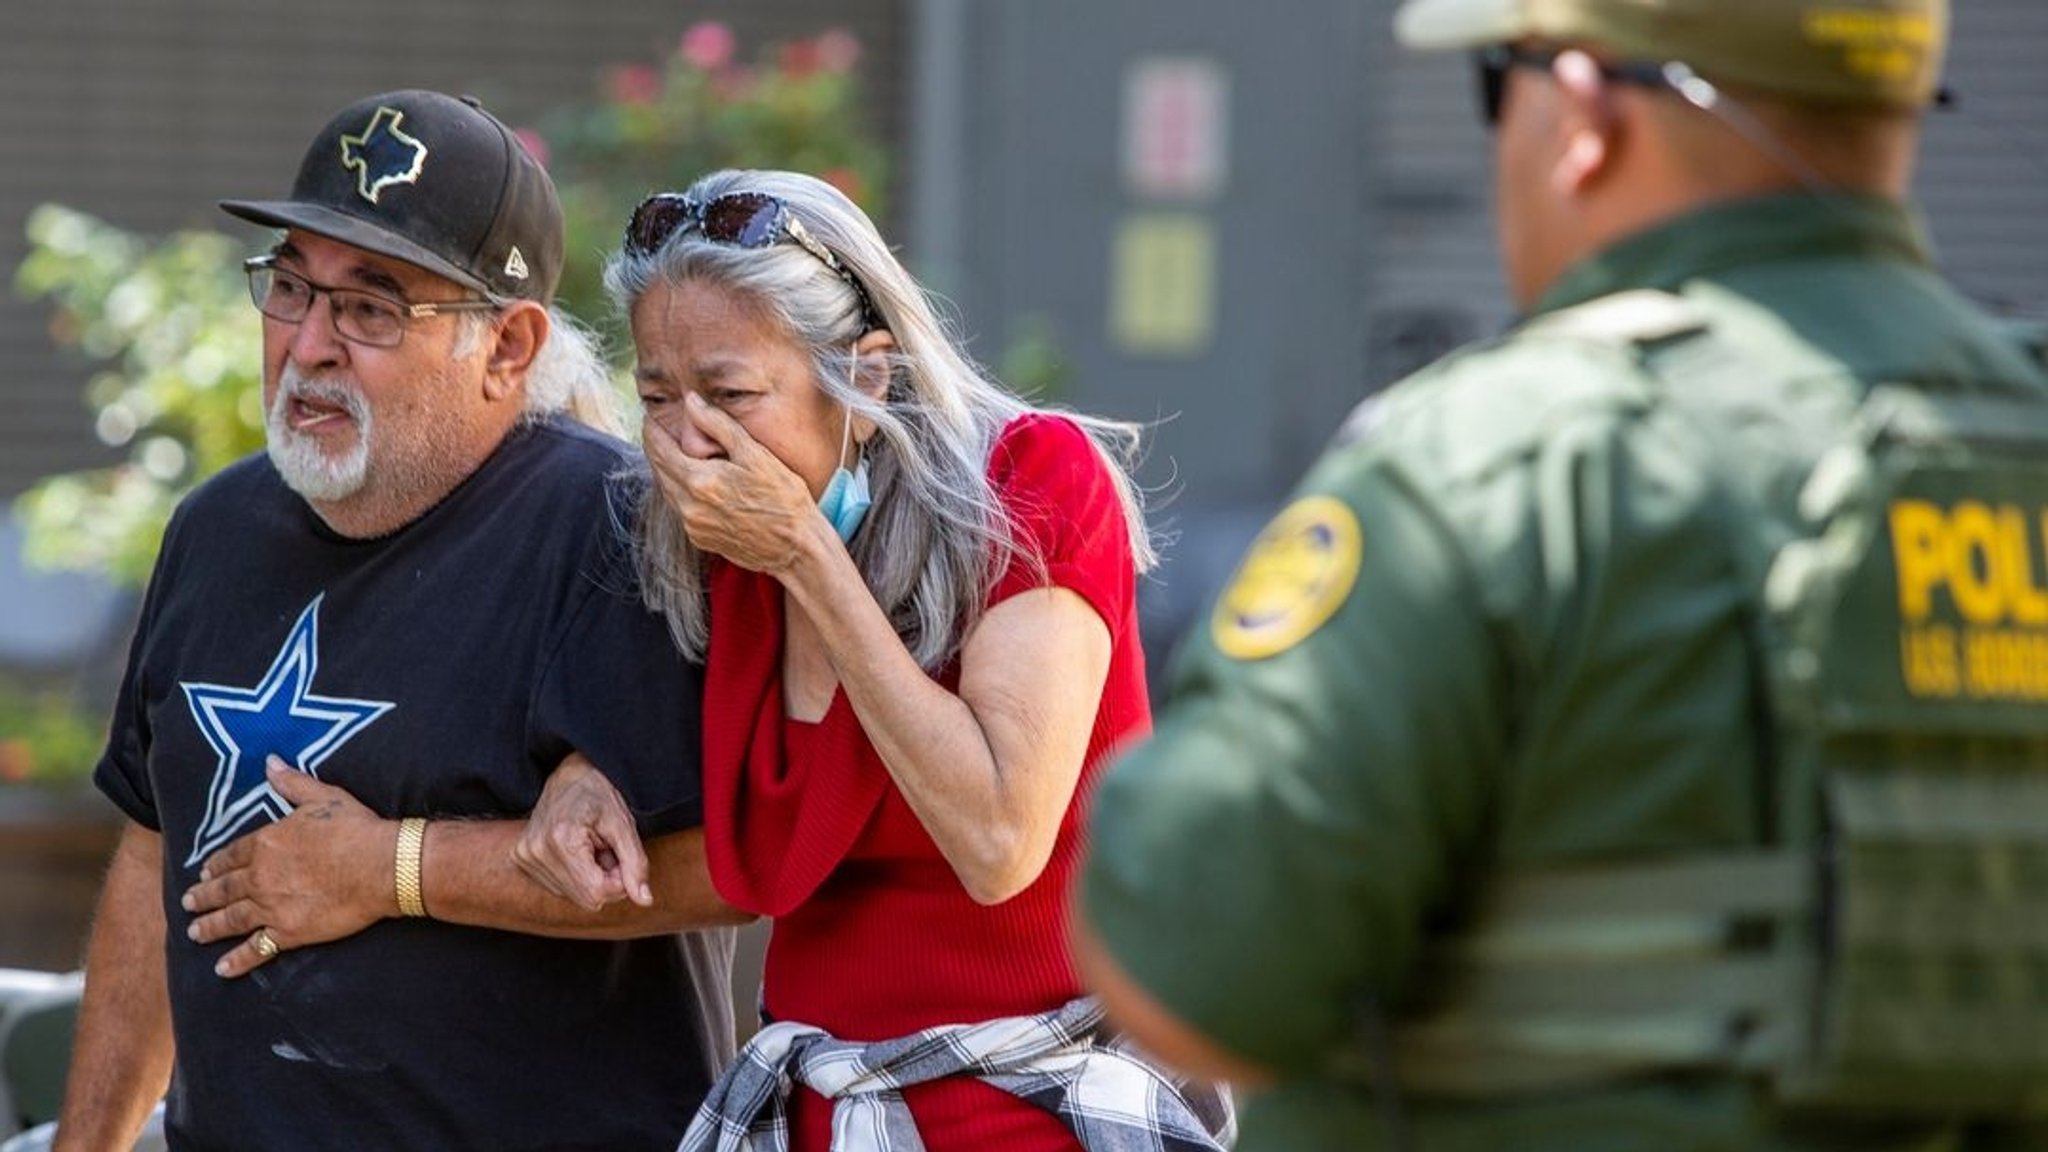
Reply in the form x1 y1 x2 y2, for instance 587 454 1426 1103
219 199 499 300
1395 0 1528 49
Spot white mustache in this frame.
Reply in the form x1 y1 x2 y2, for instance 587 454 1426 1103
275 365 369 425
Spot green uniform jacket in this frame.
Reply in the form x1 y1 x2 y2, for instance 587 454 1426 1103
1083 193 2048 1151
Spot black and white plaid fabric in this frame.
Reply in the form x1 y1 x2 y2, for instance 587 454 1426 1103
676 996 1235 1152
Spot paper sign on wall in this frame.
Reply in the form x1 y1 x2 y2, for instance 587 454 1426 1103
1122 58 1230 201
1110 213 1215 357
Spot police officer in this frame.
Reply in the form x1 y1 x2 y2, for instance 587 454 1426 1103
1076 1 2048 1148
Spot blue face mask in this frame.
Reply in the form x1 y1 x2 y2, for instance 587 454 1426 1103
817 406 872 542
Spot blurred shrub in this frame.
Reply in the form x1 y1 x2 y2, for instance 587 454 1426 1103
12 204 263 588
0 675 104 785
532 20 890 355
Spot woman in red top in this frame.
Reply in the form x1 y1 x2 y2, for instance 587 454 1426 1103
515 170 1230 1151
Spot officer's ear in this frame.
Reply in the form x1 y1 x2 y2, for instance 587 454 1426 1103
482 301 549 403
1550 49 1623 197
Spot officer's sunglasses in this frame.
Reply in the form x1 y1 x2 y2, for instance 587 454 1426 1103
623 191 880 330
1473 44 1669 128
1475 44 1959 129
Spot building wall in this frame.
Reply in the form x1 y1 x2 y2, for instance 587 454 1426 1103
0 0 904 498
917 0 2048 668
4 0 2043 641
1360 0 2048 389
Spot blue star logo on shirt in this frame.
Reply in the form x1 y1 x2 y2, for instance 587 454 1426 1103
180 596 394 867
337 106 428 204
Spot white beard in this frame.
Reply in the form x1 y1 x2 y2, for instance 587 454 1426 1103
266 365 372 503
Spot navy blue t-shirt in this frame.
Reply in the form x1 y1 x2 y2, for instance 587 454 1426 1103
96 417 732 1151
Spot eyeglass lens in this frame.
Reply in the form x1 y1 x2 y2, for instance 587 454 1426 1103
1474 47 1524 127
699 193 784 247
1479 53 1505 125
624 196 691 256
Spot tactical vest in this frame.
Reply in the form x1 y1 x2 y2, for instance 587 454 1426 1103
1382 291 2048 1119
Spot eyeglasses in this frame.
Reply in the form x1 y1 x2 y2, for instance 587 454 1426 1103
623 192 880 330
243 256 499 348
1473 44 1669 128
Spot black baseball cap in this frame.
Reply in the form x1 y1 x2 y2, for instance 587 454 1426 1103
221 89 563 303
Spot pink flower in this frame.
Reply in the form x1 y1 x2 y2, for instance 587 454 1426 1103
512 127 551 168
822 167 864 204
0 741 30 783
680 21 737 71
779 40 822 79
815 29 861 72
710 64 757 103
607 64 662 107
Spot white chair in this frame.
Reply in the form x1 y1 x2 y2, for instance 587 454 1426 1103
0 970 81 1139
0 970 163 1152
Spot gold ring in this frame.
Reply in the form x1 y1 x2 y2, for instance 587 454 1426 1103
251 928 279 959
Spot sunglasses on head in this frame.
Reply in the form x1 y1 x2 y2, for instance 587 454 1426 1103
624 191 880 330
1472 44 1670 127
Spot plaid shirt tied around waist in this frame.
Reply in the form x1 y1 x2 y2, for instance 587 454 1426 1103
676 996 1235 1152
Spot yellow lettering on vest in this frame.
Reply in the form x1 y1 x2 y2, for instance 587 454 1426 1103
1963 627 2048 702
2026 632 2048 701
1999 506 2048 626
1900 625 1960 698
1889 500 1946 622
1945 502 2005 625
1965 627 2000 698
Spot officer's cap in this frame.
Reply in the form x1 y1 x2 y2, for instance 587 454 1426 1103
1395 0 1948 111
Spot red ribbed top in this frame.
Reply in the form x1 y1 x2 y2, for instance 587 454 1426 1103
702 415 1150 1151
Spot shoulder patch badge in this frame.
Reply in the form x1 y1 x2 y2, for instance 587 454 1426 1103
339 106 428 204
1211 495 1363 660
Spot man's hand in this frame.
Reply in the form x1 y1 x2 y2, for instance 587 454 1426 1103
182 757 398 977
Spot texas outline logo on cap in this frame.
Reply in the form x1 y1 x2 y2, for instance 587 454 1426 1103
338 106 428 205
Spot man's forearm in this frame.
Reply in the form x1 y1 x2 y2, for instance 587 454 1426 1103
53 822 173 1152
422 822 749 937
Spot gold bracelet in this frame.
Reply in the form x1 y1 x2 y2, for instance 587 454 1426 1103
395 817 428 919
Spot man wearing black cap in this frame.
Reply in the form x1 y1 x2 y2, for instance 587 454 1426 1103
52 90 741 1152
1079 1 2048 1149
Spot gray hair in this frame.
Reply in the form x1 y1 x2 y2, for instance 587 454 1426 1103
455 306 628 439
523 307 628 439
605 168 1155 668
